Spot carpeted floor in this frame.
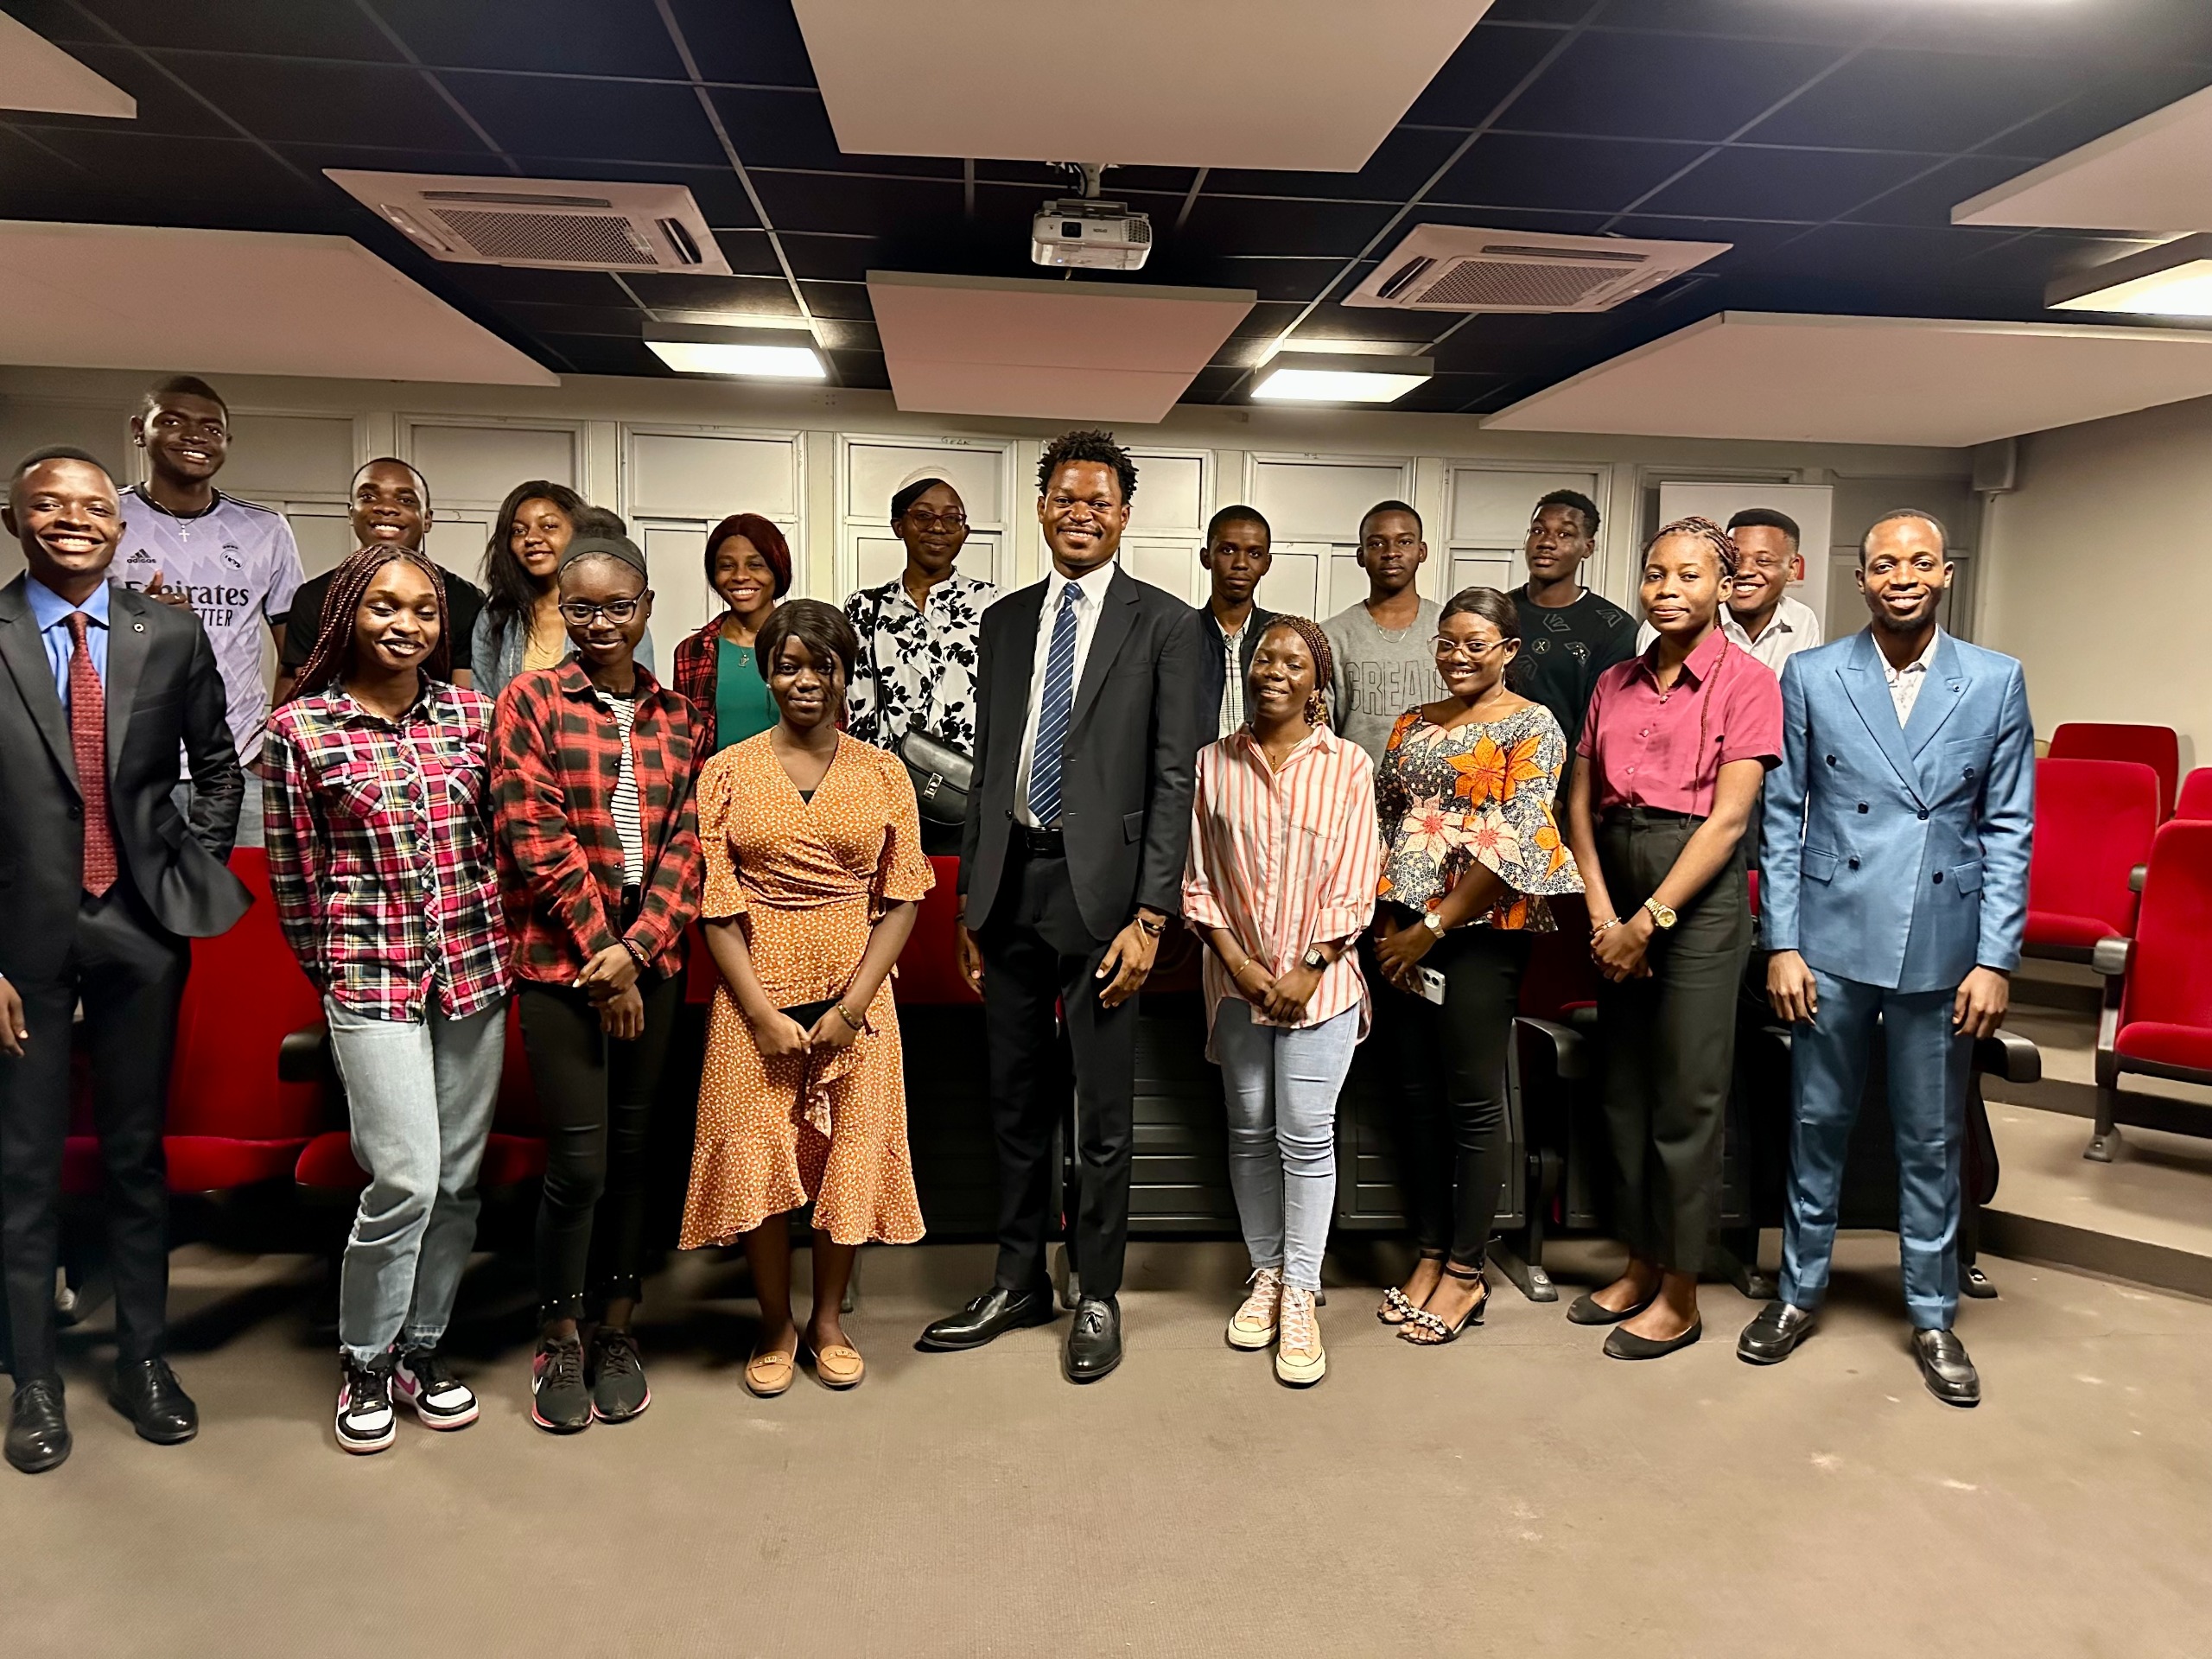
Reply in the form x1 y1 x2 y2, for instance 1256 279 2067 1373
6 1230 2209 1658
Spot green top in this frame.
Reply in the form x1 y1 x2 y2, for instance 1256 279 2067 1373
714 637 778 754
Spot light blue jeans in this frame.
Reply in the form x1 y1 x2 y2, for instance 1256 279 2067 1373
1214 1001 1360 1292
325 997 506 1364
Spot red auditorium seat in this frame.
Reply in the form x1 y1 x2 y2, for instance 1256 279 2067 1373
2048 722 2181 821
65 849 324 1196
2175 767 2212 823
2085 819 2212 1162
2025 759 2160 960
894 855 980 1005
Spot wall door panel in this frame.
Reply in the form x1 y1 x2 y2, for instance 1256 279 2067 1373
839 435 1016 594
404 421 578 505
1446 464 1605 601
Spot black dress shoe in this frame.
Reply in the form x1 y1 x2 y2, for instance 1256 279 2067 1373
1737 1301 1817 1365
1604 1319 1702 1360
6 1378 71 1474
917 1285 1058 1352
1913 1328 1981 1408
109 1357 198 1445
1567 1290 1654 1326
1064 1296 1122 1382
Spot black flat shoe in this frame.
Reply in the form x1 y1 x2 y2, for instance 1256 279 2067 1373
1064 1296 1122 1383
1604 1320 1703 1360
109 1357 197 1446
917 1285 1058 1351
1567 1290 1655 1326
5 1378 71 1475
1737 1301 1817 1365
1913 1328 1981 1408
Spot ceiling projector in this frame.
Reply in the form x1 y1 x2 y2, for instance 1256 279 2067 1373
1031 197 1152 271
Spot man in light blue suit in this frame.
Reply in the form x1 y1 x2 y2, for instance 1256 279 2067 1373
1737 509 2032 1407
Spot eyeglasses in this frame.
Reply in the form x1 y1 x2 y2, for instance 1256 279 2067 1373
903 508 968 531
558 598 642 626
1432 636 1510 660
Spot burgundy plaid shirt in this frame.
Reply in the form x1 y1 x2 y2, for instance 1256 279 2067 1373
262 681 512 1021
672 620 720 761
491 659 702 985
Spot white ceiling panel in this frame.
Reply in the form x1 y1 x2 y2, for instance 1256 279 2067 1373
867 271 1252 424
1953 85 2212 234
1484 312 2212 448
793 0 1492 171
0 221 556 386
0 13 135 118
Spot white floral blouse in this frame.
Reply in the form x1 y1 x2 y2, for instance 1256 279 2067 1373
842 571 997 755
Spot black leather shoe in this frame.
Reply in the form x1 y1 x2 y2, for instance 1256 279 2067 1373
1913 1328 1980 1408
1064 1296 1122 1382
1603 1319 1701 1360
1567 1290 1653 1326
6 1378 71 1474
109 1357 198 1445
1737 1301 1817 1365
917 1285 1058 1352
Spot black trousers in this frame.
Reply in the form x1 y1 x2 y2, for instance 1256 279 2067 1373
1376 924 1532 1268
1593 810 1751 1274
519 973 682 1324
976 843 1135 1301
0 883 188 1382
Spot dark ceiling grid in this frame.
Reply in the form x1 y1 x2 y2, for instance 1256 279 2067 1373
349 0 518 174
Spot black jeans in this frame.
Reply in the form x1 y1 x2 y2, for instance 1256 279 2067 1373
1375 923 1531 1268
520 973 682 1324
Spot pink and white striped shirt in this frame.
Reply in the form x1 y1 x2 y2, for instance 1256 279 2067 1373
1182 724 1384 1052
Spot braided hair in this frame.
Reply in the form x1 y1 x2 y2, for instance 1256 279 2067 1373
1641 516 1742 815
286 544 453 702
1254 613 1335 728
1643 514 1740 580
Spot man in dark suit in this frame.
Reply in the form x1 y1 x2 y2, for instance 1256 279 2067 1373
0 448 250 1473
919 430 1205 1382
1193 504 1275 741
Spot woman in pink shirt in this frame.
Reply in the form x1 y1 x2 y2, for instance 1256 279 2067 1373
1184 617 1381 1387
1566 518 1782 1360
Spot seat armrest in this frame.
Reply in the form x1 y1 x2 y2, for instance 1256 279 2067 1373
2128 864 2146 894
1514 1015 1591 1083
277 1027 333 1084
1974 1028 2041 1085
2090 937 2133 978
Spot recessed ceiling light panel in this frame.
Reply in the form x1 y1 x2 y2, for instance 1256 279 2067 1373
645 325 826 379
1252 351 1433 404
2049 234 2212 320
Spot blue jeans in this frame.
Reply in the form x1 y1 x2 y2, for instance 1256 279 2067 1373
1214 1001 1359 1292
1780 970 1973 1331
325 997 506 1364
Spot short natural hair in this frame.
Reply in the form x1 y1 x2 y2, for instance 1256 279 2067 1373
572 505 627 539
1359 499 1422 539
1038 429 1138 503
1533 488 1599 538
1726 506 1800 549
1205 504 1269 545
1859 508 1948 564
352 456 430 507
756 597 859 685
141 375 226 416
10 445 111 493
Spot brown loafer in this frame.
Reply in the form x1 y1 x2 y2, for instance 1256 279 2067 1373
744 1343 798 1398
808 1343 866 1389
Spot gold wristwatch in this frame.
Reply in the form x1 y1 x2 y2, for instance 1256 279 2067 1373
1642 897 1679 930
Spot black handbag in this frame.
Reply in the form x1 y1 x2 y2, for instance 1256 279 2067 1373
865 603 974 829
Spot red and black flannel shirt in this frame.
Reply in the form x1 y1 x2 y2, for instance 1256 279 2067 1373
671 620 721 761
261 681 512 1022
490 659 703 985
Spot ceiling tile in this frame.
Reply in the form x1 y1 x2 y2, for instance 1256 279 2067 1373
707 87 957 176
753 172 964 238
17 43 233 137
1178 195 1398 259
776 231 882 283
624 270 799 315
174 58 490 151
1433 131 1700 213
50 0 407 60
444 73 724 166
1993 66 2212 162
1840 154 2047 229
1204 127 1469 205
366 0 686 79
1512 31 1847 143
659 0 820 88
1405 22 1573 126
1738 47 2086 154
1635 144 1931 222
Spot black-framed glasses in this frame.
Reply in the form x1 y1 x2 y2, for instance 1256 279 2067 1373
1433 636 1509 660
903 508 968 531
559 597 642 626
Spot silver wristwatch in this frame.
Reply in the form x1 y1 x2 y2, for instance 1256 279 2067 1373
1421 911 1446 938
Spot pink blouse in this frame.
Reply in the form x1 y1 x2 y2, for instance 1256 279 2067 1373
1182 726 1383 1052
1576 628 1783 815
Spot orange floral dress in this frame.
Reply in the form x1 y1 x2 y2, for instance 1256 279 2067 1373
679 732 934 1248
1376 702 1582 931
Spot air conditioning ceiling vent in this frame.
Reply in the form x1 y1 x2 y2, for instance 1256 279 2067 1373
323 170 731 275
1346 226 1730 314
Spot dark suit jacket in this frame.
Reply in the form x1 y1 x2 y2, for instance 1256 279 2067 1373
1195 602 1277 734
960 565 1206 942
0 575 250 976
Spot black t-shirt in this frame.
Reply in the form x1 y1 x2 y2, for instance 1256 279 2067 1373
282 563 486 673
1509 583 1637 757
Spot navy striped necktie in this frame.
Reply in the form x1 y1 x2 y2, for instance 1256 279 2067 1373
1027 581 1083 824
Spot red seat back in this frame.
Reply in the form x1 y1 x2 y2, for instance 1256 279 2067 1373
2049 722 2181 821
1519 893 1601 1020
2122 821 2212 1034
2176 767 2212 823
895 855 979 1005
2025 759 2159 950
165 849 325 1141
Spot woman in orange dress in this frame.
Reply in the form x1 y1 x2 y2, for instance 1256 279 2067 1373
680 600 932 1396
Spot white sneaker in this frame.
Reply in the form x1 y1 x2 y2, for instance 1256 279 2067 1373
1275 1287 1325 1387
1226 1267 1283 1351
394 1348 480 1430
335 1354 397 1454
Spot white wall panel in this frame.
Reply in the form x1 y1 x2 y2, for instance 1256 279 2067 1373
1129 451 1206 531
1247 454 1414 542
639 521 712 652
405 421 577 505
1255 546 1323 620
837 435 1016 593
284 505 359 580
223 412 354 502
1446 463 1605 601
628 429 798 521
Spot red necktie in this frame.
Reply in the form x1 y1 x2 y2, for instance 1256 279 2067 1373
65 612 118 897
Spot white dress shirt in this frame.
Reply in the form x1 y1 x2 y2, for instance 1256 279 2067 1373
1014 558 1121 828
1882 626 1942 724
1635 591 1821 675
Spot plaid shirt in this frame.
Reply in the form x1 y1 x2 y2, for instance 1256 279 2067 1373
672 620 719 758
491 659 702 984
261 681 511 1021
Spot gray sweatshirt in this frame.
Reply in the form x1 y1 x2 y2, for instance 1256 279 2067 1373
1322 596 1445 764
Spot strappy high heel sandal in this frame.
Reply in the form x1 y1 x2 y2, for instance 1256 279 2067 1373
1378 1249 1448 1325
1398 1262 1488 1346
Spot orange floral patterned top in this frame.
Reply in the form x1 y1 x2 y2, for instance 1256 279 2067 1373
1376 702 1583 931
